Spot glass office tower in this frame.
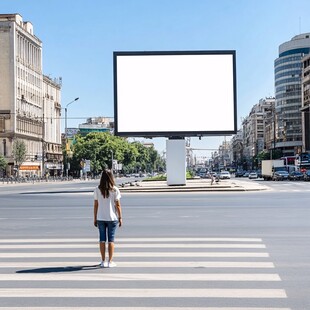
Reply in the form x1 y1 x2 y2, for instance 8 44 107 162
274 33 310 156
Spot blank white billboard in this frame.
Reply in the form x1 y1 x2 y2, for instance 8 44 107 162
113 51 237 137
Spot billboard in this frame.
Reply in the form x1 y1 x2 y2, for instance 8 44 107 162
113 50 237 137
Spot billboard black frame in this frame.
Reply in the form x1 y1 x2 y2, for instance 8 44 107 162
113 50 237 138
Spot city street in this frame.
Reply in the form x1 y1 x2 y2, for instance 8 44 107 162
0 178 310 309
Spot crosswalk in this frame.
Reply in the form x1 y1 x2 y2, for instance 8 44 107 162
0 237 290 309
267 181 310 192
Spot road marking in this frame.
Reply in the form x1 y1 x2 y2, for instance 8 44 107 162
0 308 292 310
0 252 269 258
0 243 266 249
0 236 289 309
0 288 287 298
0 237 263 243
0 261 275 268
0 273 281 282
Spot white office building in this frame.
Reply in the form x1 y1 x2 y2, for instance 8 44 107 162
0 14 62 176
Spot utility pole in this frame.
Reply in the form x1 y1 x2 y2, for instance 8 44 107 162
111 150 114 173
64 97 79 178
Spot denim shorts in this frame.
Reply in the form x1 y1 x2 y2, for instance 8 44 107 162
97 220 118 242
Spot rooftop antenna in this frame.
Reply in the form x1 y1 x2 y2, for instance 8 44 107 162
299 16 301 34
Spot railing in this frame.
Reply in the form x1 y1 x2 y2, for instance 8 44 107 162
1 176 74 184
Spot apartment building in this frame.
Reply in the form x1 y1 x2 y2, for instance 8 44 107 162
78 117 114 136
0 14 62 176
242 98 274 169
230 129 243 170
43 75 62 175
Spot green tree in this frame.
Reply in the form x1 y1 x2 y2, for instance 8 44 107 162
256 149 283 165
132 141 150 172
0 154 7 175
12 139 27 175
69 132 163 175
257 150 270 162
272 149 283 159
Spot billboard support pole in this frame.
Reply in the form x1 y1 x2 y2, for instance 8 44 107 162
166 138 186 186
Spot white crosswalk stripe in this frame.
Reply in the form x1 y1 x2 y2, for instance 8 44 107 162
0 261 276 268
0 273 282 281
0 288 288 298
0 237 264 242
0 252 270 258
268 182 310 192
0 237 290 309
0 243 266 249
0 308 293 310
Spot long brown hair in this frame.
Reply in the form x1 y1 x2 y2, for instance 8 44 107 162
98 169 115 198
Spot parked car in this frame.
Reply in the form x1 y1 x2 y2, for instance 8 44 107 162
248 172 258 179
219 171 231 179
235 170 244 177
288 171 304 181
256 170 262 178
243 171 250 177
273 171 289 181
304 170 310 181
198 172 206 178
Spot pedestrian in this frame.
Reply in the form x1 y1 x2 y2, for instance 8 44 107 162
93 169 122 268
209 172 215 185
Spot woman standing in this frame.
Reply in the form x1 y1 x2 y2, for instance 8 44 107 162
93 169 122 268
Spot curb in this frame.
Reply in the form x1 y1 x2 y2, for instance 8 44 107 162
119 188 265 193
119 184 269 193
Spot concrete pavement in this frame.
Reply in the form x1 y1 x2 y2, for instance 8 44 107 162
119 178 270 192
0 177 270 193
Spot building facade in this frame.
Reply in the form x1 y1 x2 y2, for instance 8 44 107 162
301 54 310 153
241 98 274 169
230 129 243 170
0 14 62 177
43 75 62 175
274 33 310 156
78 117 114 136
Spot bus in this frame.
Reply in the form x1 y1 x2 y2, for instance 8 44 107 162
295 153 310 173
281 156 296 166
280 156 297 173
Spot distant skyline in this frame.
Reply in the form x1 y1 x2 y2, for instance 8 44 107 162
2 0 310 158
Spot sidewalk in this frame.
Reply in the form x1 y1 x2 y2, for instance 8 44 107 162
0 179 77 187
119 178 270 193
0 177 270 193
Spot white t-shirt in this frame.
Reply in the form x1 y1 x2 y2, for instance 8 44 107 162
94 186 121 221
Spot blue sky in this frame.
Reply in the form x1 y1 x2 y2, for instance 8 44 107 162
2 0 310 158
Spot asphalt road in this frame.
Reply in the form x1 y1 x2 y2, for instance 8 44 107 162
0 178 309 309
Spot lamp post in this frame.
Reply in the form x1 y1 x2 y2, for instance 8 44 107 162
64 97 79 178
111 150 114 173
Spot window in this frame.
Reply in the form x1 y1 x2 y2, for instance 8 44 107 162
0 117 5 133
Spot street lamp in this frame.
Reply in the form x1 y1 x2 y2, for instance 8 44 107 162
64 97 79 178
111 150 114 173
